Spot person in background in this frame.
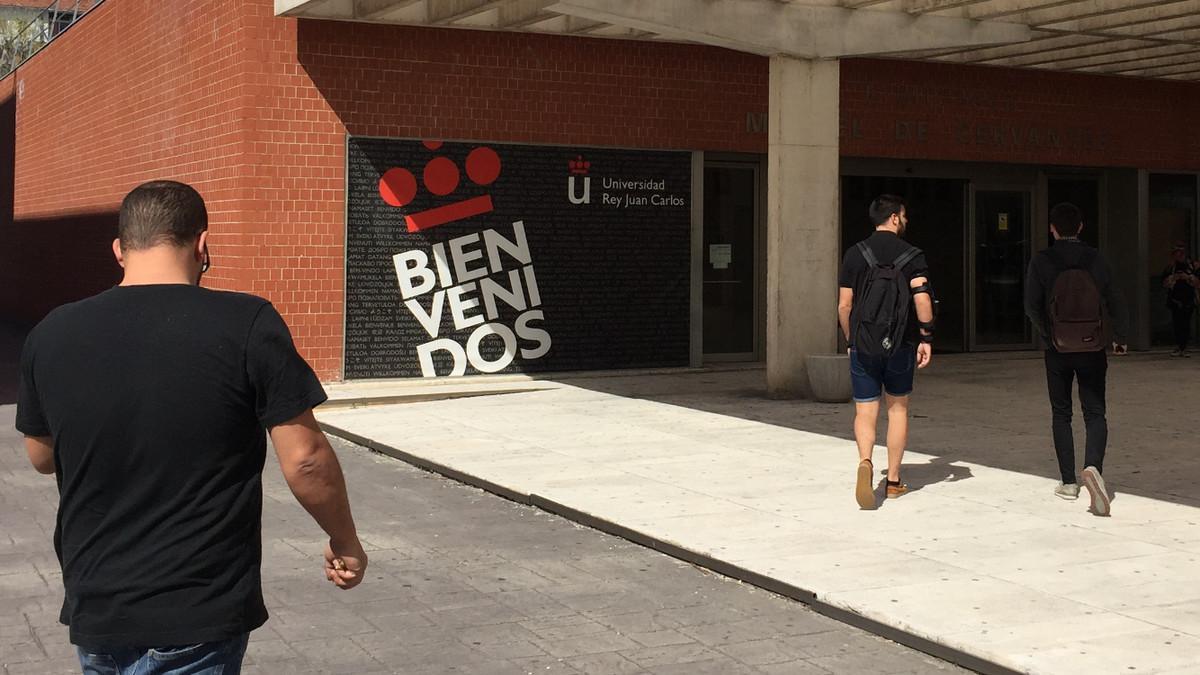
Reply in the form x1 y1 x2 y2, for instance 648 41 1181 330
1163 242 1199 357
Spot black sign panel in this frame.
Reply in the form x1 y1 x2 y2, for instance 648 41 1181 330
346 137 691 379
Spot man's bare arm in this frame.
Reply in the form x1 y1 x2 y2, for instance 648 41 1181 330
271 409 366 589
25 436 54 474
838 287 854 342
910 276 935 368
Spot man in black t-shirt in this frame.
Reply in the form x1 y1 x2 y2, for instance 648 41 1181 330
837 195 936 510
17 181 366 673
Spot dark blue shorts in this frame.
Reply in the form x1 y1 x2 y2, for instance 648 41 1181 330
849 346 916 403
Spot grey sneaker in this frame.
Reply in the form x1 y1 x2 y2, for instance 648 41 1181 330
1055 483 1080 500
1081 466 1111 516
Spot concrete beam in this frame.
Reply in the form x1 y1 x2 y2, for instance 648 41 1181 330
276 0 324 14
548 0 1031 58
276 0 422 20
976 38 1180 68
428 0 507 24
929 0 1182 24
900 0 996 13
361 0 424 21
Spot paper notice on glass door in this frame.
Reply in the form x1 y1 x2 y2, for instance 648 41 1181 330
710 244 732 269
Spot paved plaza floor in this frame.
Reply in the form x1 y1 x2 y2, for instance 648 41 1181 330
313 351 1200 674
0 406 961 674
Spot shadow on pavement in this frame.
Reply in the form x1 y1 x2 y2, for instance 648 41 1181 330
557 352 1199 511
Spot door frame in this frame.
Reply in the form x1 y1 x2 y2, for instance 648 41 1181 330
968 184 1036 351
700 154 766 363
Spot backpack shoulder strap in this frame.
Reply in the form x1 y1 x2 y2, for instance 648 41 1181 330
892 246 921 270
857 241 879 267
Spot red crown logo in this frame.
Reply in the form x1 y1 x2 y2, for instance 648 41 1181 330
379 140 503 232
568 156 590 175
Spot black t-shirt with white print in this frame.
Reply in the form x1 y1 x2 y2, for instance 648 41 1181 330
16 285 327 650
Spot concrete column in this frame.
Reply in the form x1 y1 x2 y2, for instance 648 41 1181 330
1102 168 1150 351
766 56 840 398
1135 169 1151 351
690 151 704 367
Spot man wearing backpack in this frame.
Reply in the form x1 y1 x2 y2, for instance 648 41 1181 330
1024 202 1129 517
838 195 936 510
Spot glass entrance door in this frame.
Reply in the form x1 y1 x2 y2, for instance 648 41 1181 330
972 189 1033 348
703 163 758 359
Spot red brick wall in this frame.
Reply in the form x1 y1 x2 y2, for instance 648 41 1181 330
841 58 1200 170
1 0 252 333
1 0 769 380
288 19 769 151
6 0 1200 381
211 4 771 379
234 4 346 379
1 1 61 8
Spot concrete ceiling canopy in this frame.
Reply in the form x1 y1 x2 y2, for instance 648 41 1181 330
275 0 1200 81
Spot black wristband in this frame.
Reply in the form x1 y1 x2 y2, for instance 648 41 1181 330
920 334 935 344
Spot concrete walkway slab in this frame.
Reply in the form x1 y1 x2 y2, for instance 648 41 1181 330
318 354 1200 674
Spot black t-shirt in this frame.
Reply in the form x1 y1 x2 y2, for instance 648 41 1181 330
839 231 930 345
16 285 327 650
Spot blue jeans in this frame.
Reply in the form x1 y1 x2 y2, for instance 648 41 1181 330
849 346 916 403
76 634 248 675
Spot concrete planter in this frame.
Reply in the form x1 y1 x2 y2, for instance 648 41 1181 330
806 354 852 403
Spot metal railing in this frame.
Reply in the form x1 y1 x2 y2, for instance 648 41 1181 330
1 0 101 79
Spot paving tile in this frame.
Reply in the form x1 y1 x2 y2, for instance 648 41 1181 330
715 638 814 666
534 631 643 658
644 657 760 675
508 655 582 674
563 652 647 675
289 637 382 671
754 660 835 675
618 643 724 669
625 630 693 648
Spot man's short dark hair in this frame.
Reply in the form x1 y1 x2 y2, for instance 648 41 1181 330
1049 202 1083 236
869 194 906 227
118 181 208 251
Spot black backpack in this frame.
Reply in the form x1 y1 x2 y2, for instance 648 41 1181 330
851 242 921 358
1046 248 1105 353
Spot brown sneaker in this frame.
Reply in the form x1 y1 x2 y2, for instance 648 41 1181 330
886 481 909 499
856 459 875 509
